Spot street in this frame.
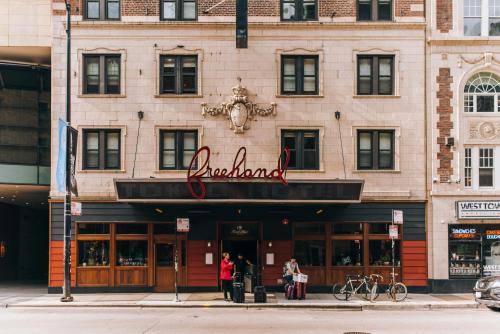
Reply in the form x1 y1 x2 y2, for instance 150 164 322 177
0 308 498 334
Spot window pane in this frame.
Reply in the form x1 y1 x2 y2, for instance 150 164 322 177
378 0 391 20
490 18 500 35
116 240 148 266
283 77 296 92
116 224 148 234
332 223 363 235
378 77 392 94
358 78 371 94
162 76 176 92
464 18 482 36
183 132 196 150
163 1 176 19
477 95 495 112
78 241 109 266
294 240 325 266
163 57 176 74
163 152 176 168
283 133 296 149
479 168 494 187
303 58 316 76
302 0 316 20
295 223 324 235
303 77 316 93
379 152 392 168
359 133 371 150
379 58 392 76
465 0 482 16
359 58 371 76
163 132 175 150
85 57 100 93
369 240 400 266
303 151 317 169
358 0 372 20
87 0 100 19
283 58 295 75
183 1 196 19
333 240 363 266
379 132 392 150
182 75 196 92
106 132 119 150
156 243 174 266
182 57 196 72
282 2 296 20
359 152 372 168
370 223 393 234
154 224 176 235
78 223 110 234
303 133 316 149
107 0 120 19
464 148 472 187
86 132 99 150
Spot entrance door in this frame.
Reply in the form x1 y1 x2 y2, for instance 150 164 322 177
155 242 175 292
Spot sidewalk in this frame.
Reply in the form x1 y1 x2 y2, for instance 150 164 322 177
0 284 480 310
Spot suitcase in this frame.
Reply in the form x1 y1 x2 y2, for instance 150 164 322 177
233 282 245 303
244 275 253 293
285 283 295 300
295 282 306 300
254 286 267 303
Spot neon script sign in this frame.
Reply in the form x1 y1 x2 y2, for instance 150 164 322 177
186 146 290 199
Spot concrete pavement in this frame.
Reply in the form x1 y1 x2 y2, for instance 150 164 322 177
0 283 481 310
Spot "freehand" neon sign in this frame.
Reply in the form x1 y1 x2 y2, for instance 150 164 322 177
186 146 290 199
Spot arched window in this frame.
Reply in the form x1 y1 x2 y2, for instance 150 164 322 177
464 72 500 113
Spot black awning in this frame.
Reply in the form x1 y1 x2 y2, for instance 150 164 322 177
114 179 364 203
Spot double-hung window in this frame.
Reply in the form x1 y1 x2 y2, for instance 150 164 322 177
83 55 121 95
357 55 394 95
357 130 394 170
159 130 198 170
83 129 121 170
281 55 319 95
464 72 500 113
160 55 197 95
84 0 120 20
357 0 392 21
464 0 500 36
464 147 498 189
281 0 317 21
281 130 319 170
161 0 197 21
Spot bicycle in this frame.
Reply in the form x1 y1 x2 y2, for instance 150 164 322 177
332 274 381 301
372 272 407 302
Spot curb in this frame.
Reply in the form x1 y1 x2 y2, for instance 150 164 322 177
3 302 480 310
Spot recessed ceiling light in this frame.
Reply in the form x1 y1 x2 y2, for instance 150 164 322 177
155 208 163 214
316 209 324 215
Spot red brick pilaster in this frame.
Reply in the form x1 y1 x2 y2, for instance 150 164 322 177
436 68 454 182
436 0 453 33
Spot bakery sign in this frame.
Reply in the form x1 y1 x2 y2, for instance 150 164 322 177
456 201 500 220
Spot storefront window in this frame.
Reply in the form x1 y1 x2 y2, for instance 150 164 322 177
369 240 400 266
116 240 148 266
483 228 500 276
78 223 109 234
116 224 148 234
332 240 363 266
78 240 109 266
294 222 324 235
332 223 363 235
369 223 393 234
294 240 325 266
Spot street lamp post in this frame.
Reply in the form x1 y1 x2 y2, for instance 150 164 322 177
61 0 73 303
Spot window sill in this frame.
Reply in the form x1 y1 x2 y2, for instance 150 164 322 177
276 94 324 98
78 94 126 98
285 169 325 173
353 169 400 174
154 94 203 98
78 169 126 173
353 95 400 99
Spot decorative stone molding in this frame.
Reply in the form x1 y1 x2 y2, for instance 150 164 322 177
458 52 500 68
470 122 500 140
201 79 277 134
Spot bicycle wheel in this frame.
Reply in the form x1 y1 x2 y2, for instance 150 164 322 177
390 283 408 302
333 283 352 301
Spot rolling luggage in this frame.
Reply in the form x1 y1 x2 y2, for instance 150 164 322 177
254 286 267 303
285 283 295 300
233 282 245 303
295 282 306 300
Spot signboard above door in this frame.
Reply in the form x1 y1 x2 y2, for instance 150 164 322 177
456 201 500 220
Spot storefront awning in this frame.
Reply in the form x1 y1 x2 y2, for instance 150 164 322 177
114 179 364 204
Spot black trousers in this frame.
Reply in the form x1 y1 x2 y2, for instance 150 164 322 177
222 279 233 300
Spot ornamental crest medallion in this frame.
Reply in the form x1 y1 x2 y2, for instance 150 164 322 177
470 122 500 140
201 79 277 134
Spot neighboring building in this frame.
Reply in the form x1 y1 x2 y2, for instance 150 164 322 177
428 0 500 292
0 0 52 281
48 0 428 293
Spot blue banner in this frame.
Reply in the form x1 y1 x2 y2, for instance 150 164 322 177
56 118 67 193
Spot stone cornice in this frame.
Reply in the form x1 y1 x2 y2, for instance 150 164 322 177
428 37 500 46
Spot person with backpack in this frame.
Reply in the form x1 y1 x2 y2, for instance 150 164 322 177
220 252 234 302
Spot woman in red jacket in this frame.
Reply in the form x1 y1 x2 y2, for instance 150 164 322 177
220 252 234 301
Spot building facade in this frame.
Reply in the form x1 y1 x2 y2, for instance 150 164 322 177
428 0 500 292
0 0 52 282
48 0 428 293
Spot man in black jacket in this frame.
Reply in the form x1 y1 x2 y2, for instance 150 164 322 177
234 253 246 283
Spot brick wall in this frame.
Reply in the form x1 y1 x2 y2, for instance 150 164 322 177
122 0 159 16
436 68 454 182
436 0 453 32
396 0 424 17
52 0 81 16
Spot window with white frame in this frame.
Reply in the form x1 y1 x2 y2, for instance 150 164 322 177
464 147 499 189
464 0 500 36
464 72 500 113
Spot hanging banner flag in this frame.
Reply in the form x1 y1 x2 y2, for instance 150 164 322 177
56 119 79 196
56 119 67 193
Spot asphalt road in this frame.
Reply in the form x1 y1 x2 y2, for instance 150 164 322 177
0 308 498 334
